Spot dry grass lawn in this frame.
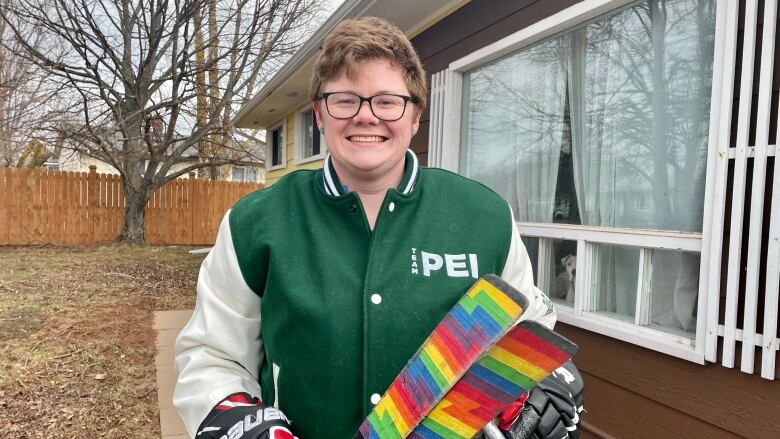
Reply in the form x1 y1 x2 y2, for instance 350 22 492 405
0 244 205 438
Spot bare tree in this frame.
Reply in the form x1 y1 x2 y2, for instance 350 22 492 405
1 0 322 242
0 0 69 167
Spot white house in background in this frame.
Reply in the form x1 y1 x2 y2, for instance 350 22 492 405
48 139 265 183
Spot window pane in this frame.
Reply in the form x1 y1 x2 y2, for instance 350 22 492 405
461 37 568 223
460 0 715 233
245 168 257 182
312 115 321 156
521 236 539 284
271 127 281 166
232 167 245 181
650 250 699 335
302 109 314 158
576 0 714 232
592 244 639 321
547 239 578 306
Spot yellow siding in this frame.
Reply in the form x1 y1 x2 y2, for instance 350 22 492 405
264 112 325 187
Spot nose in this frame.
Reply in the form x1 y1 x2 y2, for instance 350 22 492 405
352 100 379 124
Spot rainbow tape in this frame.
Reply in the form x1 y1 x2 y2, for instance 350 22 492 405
410 320 577 438
357 275 529 439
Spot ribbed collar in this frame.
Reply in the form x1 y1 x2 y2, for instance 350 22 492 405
322 149 419 197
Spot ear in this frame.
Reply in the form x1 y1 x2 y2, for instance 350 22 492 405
412 112 421 135
312 101 325 129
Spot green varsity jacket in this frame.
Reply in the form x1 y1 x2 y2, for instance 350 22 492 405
174 150 556 438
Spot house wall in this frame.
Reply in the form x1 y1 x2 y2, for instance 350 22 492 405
264 113 324 187
410 0 780 437
59 149 120 175
57 148 242 181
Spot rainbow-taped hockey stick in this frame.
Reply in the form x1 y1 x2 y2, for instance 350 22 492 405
410 320 576 438
355 274 527 438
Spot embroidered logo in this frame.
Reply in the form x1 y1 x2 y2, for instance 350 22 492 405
411 248 479 278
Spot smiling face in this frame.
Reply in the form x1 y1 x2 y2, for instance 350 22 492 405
313 58 420 187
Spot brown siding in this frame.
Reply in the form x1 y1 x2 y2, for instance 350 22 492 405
410 0 780 436
559 324 780 438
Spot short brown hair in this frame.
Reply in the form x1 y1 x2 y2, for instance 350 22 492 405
310 17 427 116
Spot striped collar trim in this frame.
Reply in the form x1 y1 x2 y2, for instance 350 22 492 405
322 150 419 197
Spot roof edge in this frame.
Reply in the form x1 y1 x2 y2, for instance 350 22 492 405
233 0 376 127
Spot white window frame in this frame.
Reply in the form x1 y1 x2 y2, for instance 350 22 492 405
266 120 287 171
294 105 326 164
438 0 727 364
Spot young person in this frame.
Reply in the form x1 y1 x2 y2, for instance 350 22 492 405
174 17 557 439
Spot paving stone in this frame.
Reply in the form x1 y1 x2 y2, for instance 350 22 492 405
160 407 188 436
156 328 181 348
156 344 175 366
154 310 193 330
155 310 193 438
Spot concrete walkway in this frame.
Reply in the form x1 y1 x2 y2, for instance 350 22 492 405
154 310 193 439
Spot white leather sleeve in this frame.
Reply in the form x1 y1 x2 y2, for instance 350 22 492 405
173 210 264 437
500 206 557 329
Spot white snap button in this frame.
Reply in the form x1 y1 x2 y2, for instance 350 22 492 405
371 294 382 304
370 393 381 405
388 202 395 212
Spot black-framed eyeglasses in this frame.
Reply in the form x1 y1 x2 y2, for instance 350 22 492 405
318 92 417 122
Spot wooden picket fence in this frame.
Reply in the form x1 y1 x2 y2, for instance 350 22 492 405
0 166 262 246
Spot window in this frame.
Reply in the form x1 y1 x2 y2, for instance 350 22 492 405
267 122 286 171
296 107 325 163
445 0 717 362
232 166 257 183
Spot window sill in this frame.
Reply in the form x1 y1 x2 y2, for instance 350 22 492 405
267 163 287 171
554 304 705 364
517 222 702 252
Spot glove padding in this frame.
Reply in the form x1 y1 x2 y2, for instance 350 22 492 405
502 360 584 439
196 393 297 439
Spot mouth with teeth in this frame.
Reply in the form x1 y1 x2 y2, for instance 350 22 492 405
347 135 389 144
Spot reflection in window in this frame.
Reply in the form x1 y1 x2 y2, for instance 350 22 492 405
461 0 715 233
270 126 283 167
301 108 322 159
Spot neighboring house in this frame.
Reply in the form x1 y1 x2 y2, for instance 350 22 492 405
53 146 199 179
234 1 780 437
48 139 265 183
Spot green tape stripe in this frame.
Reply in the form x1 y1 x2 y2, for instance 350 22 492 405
478 355 536 389
473 290 513 326
460 293 480 313
420 416 459 438
377 409 403 439
419 349 448 390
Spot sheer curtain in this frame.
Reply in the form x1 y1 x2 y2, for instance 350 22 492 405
461 39 568 224
567 0 712 330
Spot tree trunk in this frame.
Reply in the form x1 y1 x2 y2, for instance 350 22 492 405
121 185 151 243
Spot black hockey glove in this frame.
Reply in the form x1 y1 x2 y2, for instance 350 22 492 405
196 393 298 439
500 360 584 439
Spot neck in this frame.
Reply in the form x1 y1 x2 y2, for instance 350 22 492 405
332 157 405 230
332 155 405 196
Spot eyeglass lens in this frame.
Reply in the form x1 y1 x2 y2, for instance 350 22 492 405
325 93 408 121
